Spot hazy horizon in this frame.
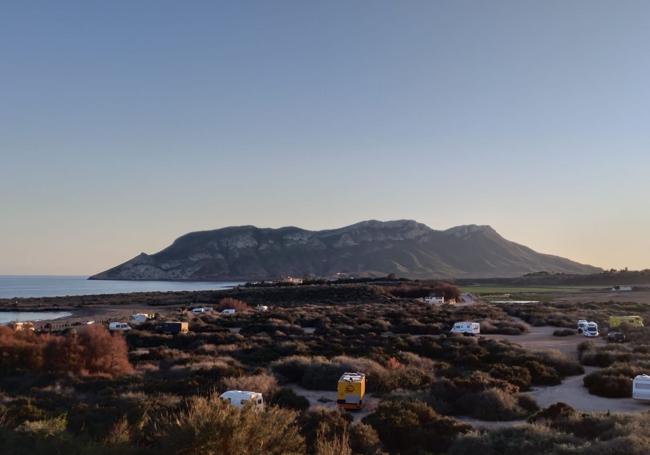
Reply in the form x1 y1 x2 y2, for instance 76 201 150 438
2 1 650 275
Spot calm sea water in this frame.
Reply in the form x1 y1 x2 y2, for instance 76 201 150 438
0 311 73 324
0 275 241 299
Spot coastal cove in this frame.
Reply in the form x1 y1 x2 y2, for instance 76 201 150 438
0 276 242 299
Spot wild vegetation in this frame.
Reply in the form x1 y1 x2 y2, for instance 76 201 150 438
0 283 631 454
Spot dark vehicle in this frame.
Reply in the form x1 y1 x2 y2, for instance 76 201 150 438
158 321 189 335
607 331 626 343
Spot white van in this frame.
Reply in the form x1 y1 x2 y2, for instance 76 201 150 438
583 322 599 337
633 375 650 400
191 307 209 314
108 322 131 332
450 321 480 335
256 305 269 312
221 309 236 316
577 319 588 333
219 390 264 410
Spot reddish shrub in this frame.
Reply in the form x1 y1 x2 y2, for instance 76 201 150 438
0 325 132 378
215 298 250 312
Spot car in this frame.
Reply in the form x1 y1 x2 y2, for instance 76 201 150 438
607 331 626 343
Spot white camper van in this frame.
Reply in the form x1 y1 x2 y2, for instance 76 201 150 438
424 296 445 305
577 320 588 333
633 375 650 400
450 321 480 335
191 307 209 314
221 309 236 316
583 322 599 337
108 322 131 332
219 390 264 410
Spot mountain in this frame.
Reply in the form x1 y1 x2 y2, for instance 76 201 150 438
89 220 601 281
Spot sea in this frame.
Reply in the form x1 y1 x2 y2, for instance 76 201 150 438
0 275 242 299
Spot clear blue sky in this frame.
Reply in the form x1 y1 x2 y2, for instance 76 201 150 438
1 0 649 274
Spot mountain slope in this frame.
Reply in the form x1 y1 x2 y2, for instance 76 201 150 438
90 220 600 281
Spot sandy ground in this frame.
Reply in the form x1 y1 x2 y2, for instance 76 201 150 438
483 321 650 414
482 322 598 360
527 366 649 413
286 384 380 422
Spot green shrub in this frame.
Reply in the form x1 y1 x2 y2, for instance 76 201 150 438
363 399 470 455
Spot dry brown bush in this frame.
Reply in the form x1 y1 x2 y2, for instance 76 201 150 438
0 325 132 378
215 298 250 312
222 373 278 397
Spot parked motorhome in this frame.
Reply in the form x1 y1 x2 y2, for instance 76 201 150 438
633 375 650 400
612 285 633 292
450 321 480 335
256 305 269 312
424 296 445 305
221 309 236 316
191 307 209 314
219 390 264 410
609 315 644 328
108 322 131 332
577 320 589 334
583 322 599 337
159 321 189 335
336 372 366 411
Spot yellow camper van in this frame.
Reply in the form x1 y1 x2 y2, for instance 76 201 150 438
609 315 644 328
337 372 366 411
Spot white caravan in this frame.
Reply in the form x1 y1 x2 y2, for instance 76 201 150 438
450 321 480 335
577 320 588 333
583 322 599 337
221 309 236 316
219 390 264 410
633 375 650 400
108 322 131 332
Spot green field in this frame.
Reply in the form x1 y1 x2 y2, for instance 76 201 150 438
461 284 601 296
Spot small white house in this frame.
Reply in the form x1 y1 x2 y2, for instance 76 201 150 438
108 322 131 332
219 390 264 410
633 375 650 400
221 308 236 316
450 321 480 335
424 296 445 305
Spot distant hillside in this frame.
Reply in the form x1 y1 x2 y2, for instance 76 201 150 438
90 220 601 281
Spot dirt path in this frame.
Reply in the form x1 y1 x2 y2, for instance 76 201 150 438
483 323 650 414
482 322 598 360
527 366 648 413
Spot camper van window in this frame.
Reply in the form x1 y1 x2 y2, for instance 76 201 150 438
636 383 650 390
